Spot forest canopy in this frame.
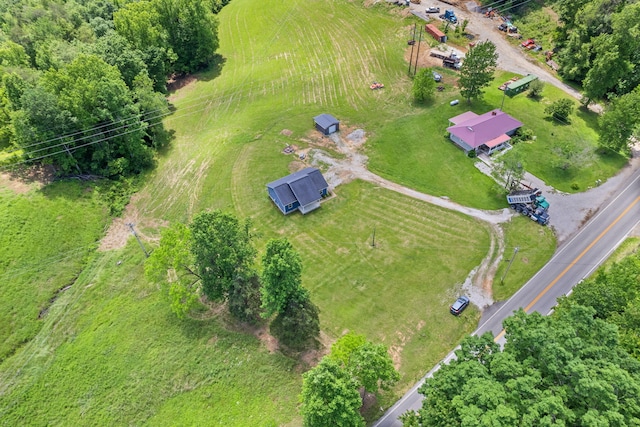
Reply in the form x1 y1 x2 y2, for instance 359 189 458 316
0 0 230 177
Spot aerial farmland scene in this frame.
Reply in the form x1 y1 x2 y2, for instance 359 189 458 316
1 0 640 425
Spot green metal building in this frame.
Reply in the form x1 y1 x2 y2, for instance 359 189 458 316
505 74 538 97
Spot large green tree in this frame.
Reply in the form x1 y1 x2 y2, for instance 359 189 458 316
599 87 640 153
145 211 260 320
260 238 304 317
270 290 320 349
563 251 640 358
190 210 256 302
261 238 320 349
12 54 153 176
145 222 200 318
404 306 640 426
155 0 219 73
458 41 498 103
412 68 436 103
300 357 365 427
330 332 399 393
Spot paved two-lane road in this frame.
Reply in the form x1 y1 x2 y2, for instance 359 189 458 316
374 169 640 427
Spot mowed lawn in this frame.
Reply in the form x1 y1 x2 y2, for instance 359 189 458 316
485 72 627 192
0 0 565 425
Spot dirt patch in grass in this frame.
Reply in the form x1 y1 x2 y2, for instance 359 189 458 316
255 325 279 353
404 41 443 69
0 165 55 194
98 195 168 252
167 74 198 100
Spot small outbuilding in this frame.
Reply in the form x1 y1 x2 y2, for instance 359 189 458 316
267 167 329 215
505 74 538 97
313 114 340 135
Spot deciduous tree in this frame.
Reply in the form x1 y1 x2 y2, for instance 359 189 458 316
260 238 303 318
599 87 640 153
300 358 365 427
526 78 544 98
412 68 436 102
544 98 574 122
270 289 320 349
404 307 640 426
330 332 399 393
190 210 256 302
458 41 498 103
145 222 200 318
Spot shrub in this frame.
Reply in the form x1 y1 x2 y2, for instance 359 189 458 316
467 150 477 158
527 79 544 98
510 127 535 144
545 98 575 122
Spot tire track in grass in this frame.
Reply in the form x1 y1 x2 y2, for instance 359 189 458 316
230 144 259 220
291 230 337 261
186 158 211 219
365 195 486 245
362 196 483 246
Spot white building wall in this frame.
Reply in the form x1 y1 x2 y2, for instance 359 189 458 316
449 134 474 153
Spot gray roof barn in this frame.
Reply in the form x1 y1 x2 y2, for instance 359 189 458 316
266 167 329 215
313 114 340 135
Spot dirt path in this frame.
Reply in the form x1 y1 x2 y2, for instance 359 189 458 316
309 129 510 307
408 1 603 113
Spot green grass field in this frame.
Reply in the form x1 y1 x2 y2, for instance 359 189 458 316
0 183 109 362
487 73 627 192
6 0 626 424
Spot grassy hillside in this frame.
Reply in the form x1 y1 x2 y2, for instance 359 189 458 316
0 183 109 362
0 0 573 425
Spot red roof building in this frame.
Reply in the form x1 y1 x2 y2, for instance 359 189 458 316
446 109 522 154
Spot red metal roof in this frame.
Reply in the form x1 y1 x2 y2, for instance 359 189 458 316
484 133 511 148
446 109 522 149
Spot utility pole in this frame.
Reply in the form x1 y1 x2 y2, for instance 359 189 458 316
371 225 376 248
127 223 149 258
500 85 510 110
501 246 519 284
413 27 423 76
408 23 417 76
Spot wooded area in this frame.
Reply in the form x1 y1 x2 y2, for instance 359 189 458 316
477 0 640 152
0 0 228 177
404 249 640 425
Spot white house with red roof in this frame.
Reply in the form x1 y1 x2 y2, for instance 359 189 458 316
446 109 523 155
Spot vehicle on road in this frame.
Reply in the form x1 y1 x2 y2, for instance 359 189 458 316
432 71 442 82
450 296 470 315
426 6 440 13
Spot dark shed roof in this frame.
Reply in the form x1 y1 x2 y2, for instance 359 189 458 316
313 114 339 129
267 167 328 206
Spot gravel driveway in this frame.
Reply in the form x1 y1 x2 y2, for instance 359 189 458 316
408 0 602 112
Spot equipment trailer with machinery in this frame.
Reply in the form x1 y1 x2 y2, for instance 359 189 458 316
507 187 550 225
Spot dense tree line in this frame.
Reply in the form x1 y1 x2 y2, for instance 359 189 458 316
553 0 640 152
402 248 640 426
0 0 228 177
145 210 321 350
